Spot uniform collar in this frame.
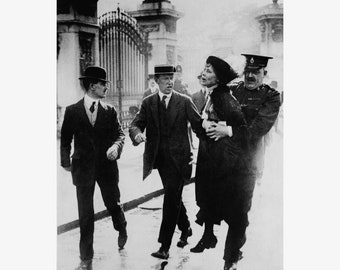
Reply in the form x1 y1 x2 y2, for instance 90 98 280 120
245 83 264 91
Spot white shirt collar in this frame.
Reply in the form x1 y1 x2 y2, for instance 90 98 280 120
206 84 218 95
158 91 172 101
84 94 100 109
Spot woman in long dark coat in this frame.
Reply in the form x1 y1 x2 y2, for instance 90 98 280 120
190 56 251 269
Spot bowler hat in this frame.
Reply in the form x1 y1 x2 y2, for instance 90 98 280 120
206 56 238 84
79 66 109 82
154 65 176 75
242 54 273 70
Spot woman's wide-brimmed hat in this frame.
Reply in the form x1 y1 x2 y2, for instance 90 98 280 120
206 56 238 84
79 66 110 82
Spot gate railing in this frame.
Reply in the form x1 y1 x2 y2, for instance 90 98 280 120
99 7 149 126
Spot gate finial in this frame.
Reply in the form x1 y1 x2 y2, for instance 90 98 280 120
117 2 120 14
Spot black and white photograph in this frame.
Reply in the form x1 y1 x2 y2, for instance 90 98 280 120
56 0 283 269
5 1 340 270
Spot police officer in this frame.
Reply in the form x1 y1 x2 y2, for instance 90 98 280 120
230 54 281 180
213 54 280 270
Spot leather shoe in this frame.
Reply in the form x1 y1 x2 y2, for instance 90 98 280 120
118 228 128 249
190 235 217 253
223 252 243 270
177 227 193 248
224 262 237 270
76 259 92 270
151 248 169 260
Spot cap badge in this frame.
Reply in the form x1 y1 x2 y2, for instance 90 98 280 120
250 57 254 64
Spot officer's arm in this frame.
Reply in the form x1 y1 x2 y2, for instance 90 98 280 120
249 89 281 141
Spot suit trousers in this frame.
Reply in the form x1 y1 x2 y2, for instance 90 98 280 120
76 180 126 260
156 148 190 248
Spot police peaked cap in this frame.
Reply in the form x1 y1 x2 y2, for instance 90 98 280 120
242 54 273 70
206 56 238 84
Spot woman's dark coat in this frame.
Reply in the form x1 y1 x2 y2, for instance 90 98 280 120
195 84 251 225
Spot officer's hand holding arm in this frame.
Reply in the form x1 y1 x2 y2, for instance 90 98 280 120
206 122 233 141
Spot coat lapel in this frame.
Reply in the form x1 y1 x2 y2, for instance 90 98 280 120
75 98 93 129
167 92 181 130
94 101 108 128
150 94 160 129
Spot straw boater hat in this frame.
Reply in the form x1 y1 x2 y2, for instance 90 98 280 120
154 65 176 76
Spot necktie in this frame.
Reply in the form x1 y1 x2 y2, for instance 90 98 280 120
90 101 96 113
161 95 167 109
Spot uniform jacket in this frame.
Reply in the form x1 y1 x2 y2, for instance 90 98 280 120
230 81 281 143
129 91 204 180
191 89 206 114
60 99 125 186
230 81 281 173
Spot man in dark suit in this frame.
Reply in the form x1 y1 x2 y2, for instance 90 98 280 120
173 64 191 97
191 73 207 115
142 76 159 99
129 65 204 259
60 66 127 264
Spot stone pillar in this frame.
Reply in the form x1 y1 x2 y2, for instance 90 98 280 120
128 0 183 74
255 0 283 88
57 0 99 133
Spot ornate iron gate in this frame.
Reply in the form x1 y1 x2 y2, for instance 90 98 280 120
99 7 149 128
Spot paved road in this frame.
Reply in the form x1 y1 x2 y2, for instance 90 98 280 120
57 134 167 226
57 133 283 270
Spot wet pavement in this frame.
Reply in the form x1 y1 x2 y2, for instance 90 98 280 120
57 132 283 270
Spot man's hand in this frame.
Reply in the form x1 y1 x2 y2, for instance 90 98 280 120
206 122 233 141
107 145 119 161
63 166 71 172
134 133 146 145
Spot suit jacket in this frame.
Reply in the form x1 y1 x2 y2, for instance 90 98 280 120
60 98 125 186
191 89 206 114
129 91 204 180
142 88 158 99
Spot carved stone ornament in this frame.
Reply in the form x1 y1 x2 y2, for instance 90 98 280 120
140 24 160 33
